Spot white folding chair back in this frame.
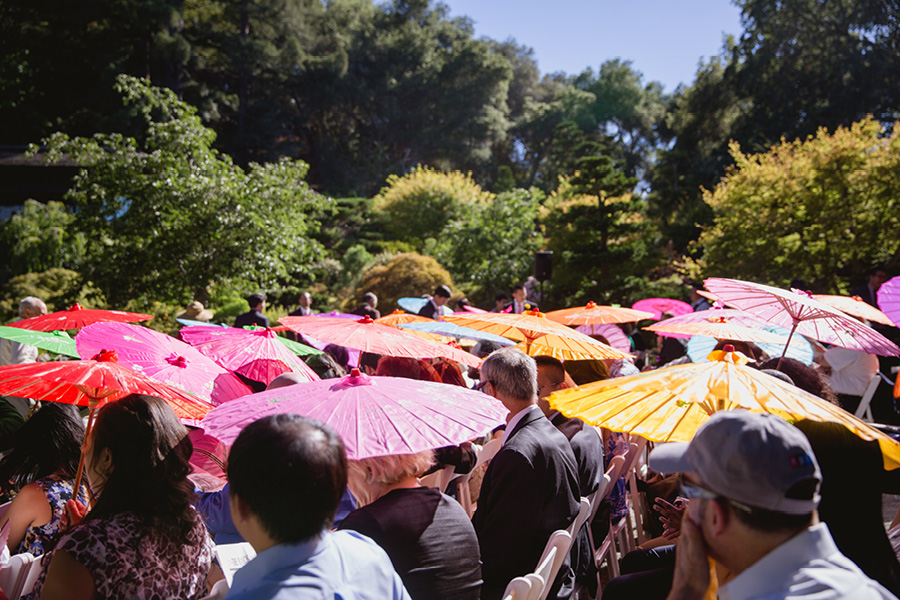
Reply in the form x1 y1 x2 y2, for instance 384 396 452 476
855 374 883 422
566 497 592 539
502 575 534 600
524 573 545 600
535 530 573 600
199 578 230 600
0 552 35 600
19 551 48 599
531 546 557 600
419 464 456 492
458 438 502 517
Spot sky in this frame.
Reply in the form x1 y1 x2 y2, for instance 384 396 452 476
440 0 744 93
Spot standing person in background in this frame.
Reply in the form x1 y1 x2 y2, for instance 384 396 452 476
418 285 452 319
851 265 889 308
491 293 508 313
289 292 315 317
689 283 710 312
351 292 381 319
0 296 48 366
234 293 269 328
505 284 538 314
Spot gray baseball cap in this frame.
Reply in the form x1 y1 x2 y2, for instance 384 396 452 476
650 410 822 515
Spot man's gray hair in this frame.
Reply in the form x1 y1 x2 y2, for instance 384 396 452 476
363 292 377 306
480 347 537 402
19 296 47 318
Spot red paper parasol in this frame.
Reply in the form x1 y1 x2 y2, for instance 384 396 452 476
7 303 153 331
0 350 215 494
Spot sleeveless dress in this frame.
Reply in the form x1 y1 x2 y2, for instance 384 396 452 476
16 474 87 557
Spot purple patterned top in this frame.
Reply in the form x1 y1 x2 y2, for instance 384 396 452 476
16 474 87 557
27 510 214 600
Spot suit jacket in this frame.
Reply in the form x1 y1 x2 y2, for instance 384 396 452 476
504 301 539 314
550 412 604 592
350 303 380 319
849 284 879 308
418 301 440 319
233 310 269 329
473 407 580 600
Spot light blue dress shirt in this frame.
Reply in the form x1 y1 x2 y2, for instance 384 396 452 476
226 530 412 600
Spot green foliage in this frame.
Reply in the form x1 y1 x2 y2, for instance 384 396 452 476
0 200 86 284
431 188 542 304
373 166 493 249
34 75 327 307
693 118 900 291
540 175 660 306
0 268 105 323
353 252 453 313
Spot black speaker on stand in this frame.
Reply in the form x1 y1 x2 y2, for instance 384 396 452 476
534 251 553 304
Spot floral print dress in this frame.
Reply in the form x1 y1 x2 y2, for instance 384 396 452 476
16 474 87 557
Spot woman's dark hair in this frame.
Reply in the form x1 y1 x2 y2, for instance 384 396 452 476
0 403 84 494
794 420 900 594
375 356 441 382
323 343 350 370
757 357 839 405
305 353 346 379
85 395 198 539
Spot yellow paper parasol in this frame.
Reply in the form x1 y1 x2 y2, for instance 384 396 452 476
547 349 900 469
545 301 655 325
444 310 631 360
375 311 433 326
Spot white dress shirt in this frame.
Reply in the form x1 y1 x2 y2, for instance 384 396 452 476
720 523 897 600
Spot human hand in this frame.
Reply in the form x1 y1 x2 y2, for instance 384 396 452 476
655 496 687 539
666 512 713 600
65 499 87 527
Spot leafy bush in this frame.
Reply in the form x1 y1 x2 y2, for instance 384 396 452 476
352 253 454 313
0 200 86 284
0 268 106 322
373 166 493 249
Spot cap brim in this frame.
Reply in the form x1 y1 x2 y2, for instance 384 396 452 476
648 442 692 474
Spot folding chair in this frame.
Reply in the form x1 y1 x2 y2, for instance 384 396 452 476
502 576 535 600
0 552 35 600
419 464 455 491
531 547 558 600
19 551 49 599
535 530 573 600
458 438 502 517
566 497 592 540
855 373 892 422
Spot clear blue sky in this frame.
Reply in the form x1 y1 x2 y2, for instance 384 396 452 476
440 0 744 93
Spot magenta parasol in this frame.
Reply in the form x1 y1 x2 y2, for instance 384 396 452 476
180 326 319 386
877 276 900 327
631 298 693 321
76 322 252 405
705 278 900 359
201 369 507 459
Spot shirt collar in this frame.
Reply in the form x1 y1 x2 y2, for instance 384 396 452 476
502 404 539 447
720 523 839 600
229 532 326 594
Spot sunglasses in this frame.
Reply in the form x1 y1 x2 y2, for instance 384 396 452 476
475 380 494 392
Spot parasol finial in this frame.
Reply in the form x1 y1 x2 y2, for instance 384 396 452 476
357 316 375 324
91 349 118 363
68 302 84 311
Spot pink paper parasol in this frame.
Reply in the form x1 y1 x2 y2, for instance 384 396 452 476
575 324 631 353
280 316 482 368
631 298 693 321
705 278 900 359
8 302 153 331
877 277 900 327
76 322 252 405
201 369 507 459
180 326 319 386
812 294 894 327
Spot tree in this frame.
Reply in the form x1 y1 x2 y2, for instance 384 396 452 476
353 252 453 313
693 117 900 292
0 200 86 284
35 75 327 306
431 188 542 303
373 166 493 250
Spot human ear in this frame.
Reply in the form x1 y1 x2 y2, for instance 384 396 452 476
708 498 730 537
